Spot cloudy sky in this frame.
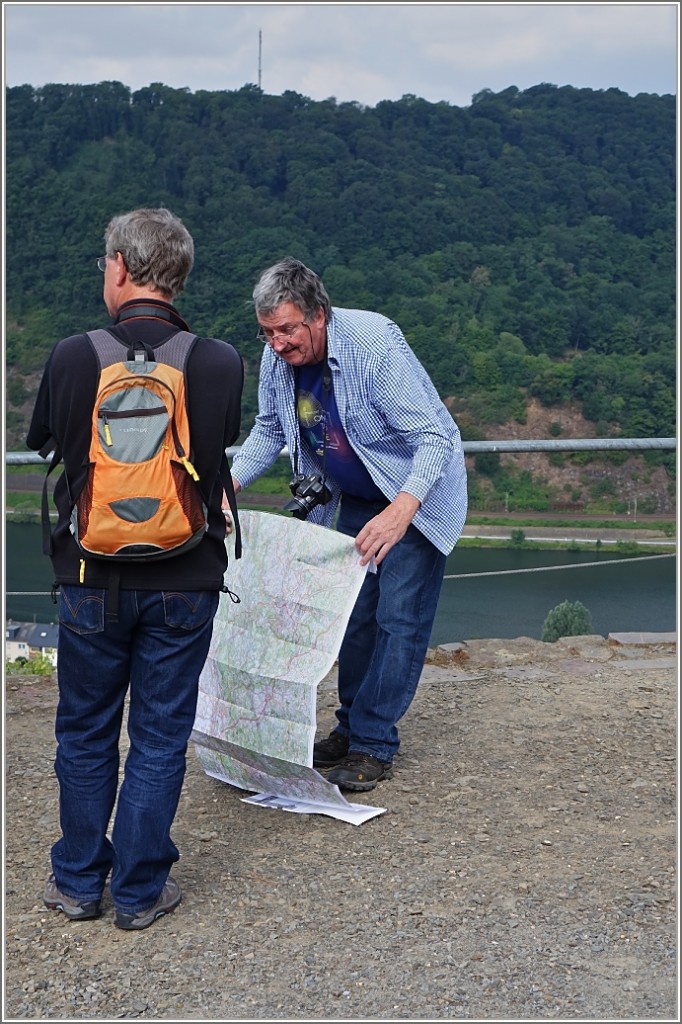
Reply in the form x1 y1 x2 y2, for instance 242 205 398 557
2 2 678 108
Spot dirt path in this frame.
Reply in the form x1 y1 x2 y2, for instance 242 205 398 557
4 632 677 1021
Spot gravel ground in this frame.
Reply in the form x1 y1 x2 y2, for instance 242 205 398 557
3 632 677 1022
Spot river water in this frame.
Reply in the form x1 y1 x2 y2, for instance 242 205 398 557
4 522 677 642
432 546 676 645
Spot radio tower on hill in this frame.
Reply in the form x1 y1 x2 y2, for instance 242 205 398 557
258 29 262 90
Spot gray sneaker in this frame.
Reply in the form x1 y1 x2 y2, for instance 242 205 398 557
43 874 102 920
114 876 182 931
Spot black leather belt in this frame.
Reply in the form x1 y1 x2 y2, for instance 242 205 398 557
341 491 390 510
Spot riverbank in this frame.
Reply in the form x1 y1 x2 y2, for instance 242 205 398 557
4 631 677 1021
4 504 677 553
459 523 676 549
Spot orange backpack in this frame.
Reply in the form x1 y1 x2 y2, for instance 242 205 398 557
42 328 240 572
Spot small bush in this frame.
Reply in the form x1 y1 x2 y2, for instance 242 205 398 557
5 654 54 675
474 452 501 477
615 540 641 556
541 600 593 642
6 377 29 405
637 495 658 515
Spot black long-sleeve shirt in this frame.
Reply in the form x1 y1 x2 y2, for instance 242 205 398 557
27 299 244 591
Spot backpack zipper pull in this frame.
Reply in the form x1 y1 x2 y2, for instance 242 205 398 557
102 413 113 446
179 455 200 481
79 559 86 583
172 424 199 480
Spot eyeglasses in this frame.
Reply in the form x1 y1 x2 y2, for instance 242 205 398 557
96 255 108 272
256 321 308 345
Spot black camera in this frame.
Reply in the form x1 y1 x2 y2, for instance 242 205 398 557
283 473 333 520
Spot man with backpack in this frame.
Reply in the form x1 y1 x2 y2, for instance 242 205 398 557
26 207 244 930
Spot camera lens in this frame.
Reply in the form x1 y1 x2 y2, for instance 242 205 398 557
283 495 313 520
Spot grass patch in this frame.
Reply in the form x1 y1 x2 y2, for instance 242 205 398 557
456 537 670 554
467 514 675 533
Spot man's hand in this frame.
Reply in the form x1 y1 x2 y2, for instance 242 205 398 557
354 492 420 566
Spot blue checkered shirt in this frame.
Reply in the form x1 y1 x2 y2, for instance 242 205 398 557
231 307 468 554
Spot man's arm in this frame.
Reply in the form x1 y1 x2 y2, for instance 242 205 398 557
26 352 54 452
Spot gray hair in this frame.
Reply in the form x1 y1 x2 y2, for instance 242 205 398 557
253 257 332 323
104 207 194 298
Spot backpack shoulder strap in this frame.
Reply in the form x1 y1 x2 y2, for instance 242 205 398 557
41 330 118 554
153 329 198 371
40 443 63 556
158 334 240 557
85 328 127 369
219 452 242 561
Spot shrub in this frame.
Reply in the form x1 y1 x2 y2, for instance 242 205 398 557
615 540 641 555
637 495 658 515
6 377 29 405
474 452 501 477
541 600 593 642
5 653 54 675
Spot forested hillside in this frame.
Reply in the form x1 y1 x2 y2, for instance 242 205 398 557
5 81 676 502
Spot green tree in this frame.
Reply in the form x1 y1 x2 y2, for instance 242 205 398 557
4 80 676 460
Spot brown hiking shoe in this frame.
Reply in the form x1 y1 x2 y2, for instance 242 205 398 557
43 875 102 921
326 752 393 792
114 876 182 931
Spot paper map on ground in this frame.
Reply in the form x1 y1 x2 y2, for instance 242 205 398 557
191 510 385 824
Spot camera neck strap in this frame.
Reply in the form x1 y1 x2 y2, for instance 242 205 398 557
293 354 332 479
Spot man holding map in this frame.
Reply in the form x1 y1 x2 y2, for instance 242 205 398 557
229 257 468 792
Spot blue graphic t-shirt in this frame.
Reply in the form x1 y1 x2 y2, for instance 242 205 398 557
297 363 385 501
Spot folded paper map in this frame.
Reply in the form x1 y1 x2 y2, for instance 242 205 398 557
191 509 386 824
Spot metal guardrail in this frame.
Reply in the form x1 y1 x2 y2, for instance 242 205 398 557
6 438 676 610
458 437 676 453
4 437 678 466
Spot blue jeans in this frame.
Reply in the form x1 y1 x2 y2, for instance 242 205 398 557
335 493 446 762
51 585 219 913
